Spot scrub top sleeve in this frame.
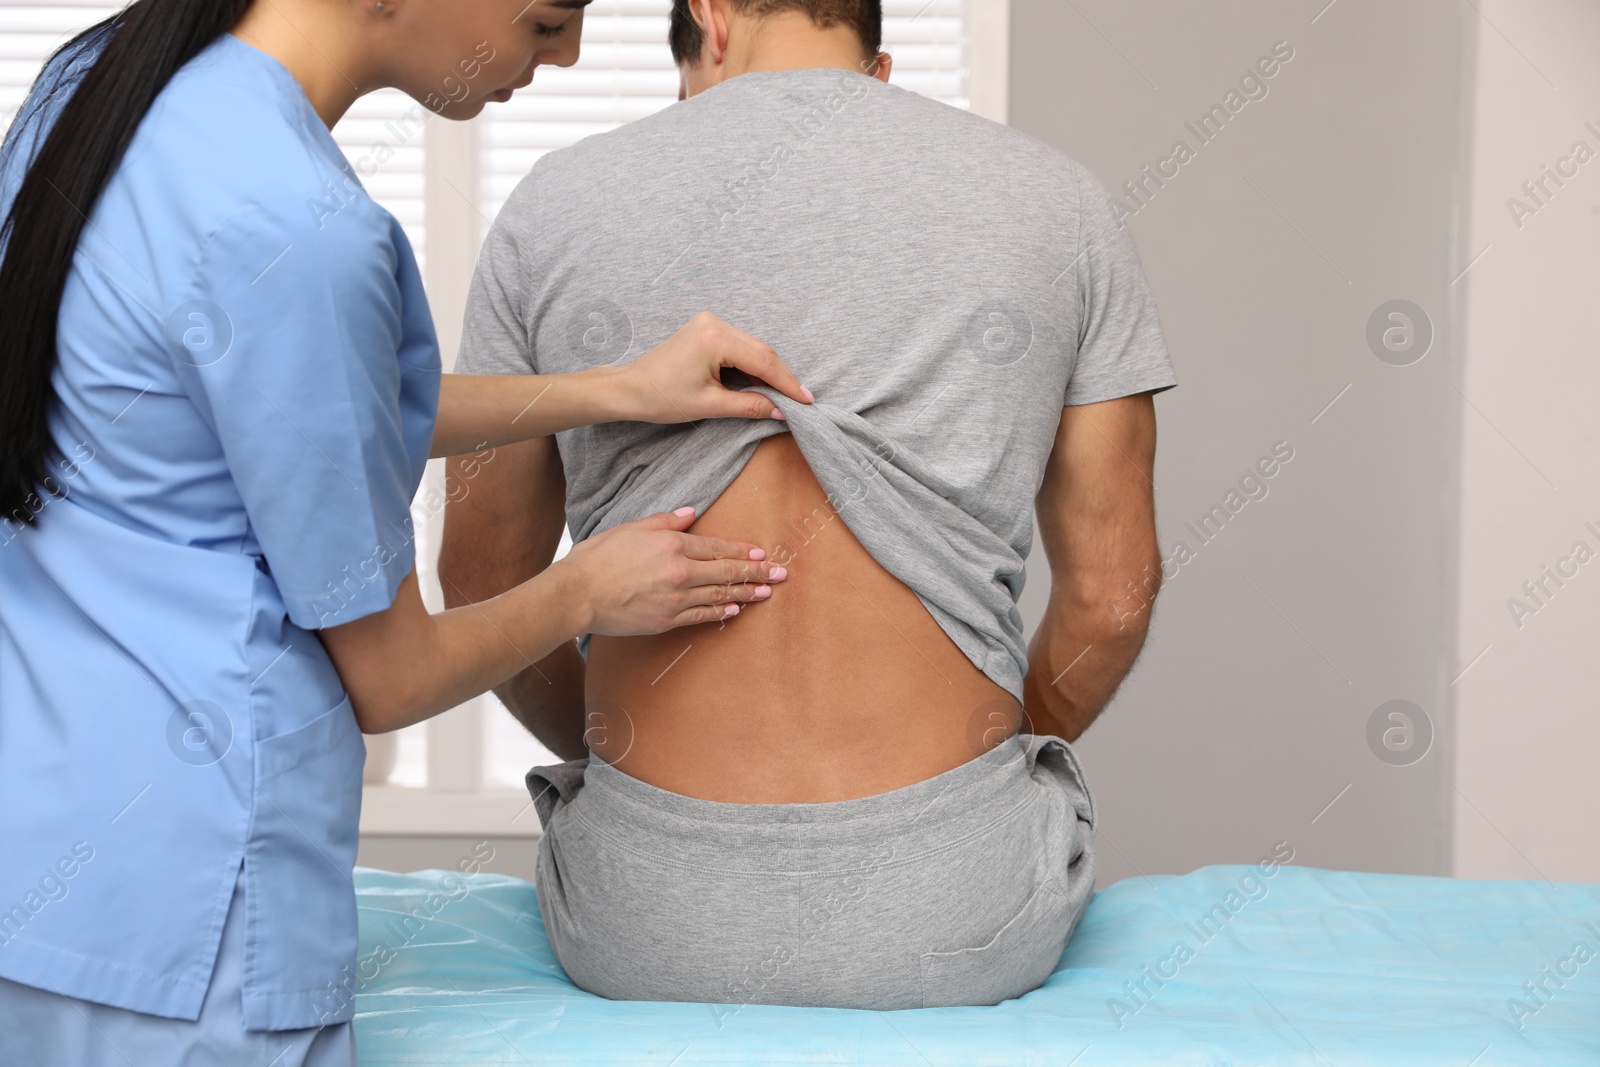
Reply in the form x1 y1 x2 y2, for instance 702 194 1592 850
1063 165 1179 407
171 199 419 630
455 216 535 376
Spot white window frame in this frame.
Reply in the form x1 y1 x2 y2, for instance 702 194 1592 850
966 0 1010 125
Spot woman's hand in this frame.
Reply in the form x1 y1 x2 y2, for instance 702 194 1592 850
430 312 811 458
552 506 788 636
324 507 787 734
618 311 814 424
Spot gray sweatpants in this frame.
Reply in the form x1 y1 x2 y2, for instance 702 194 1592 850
527 733 1097 1011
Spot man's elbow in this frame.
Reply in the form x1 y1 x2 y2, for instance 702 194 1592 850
437 549 483 610
437 520 507 610
1072 557 1164 642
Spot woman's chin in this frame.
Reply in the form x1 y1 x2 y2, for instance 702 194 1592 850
434 98 490 121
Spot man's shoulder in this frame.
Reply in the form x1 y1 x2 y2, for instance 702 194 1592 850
537 75 1081 172
493 71 1098 238
862 82 1100 219
492 101 693 228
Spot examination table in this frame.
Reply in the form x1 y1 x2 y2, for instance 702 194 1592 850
351 864 1600 1065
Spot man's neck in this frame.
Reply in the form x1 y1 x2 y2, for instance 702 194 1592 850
723 12 872 79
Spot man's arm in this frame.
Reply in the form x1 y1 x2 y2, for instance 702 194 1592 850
1023 392 1162 741
438 436 589 759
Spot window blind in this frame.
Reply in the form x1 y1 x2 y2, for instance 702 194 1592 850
0 1 117 133
479 0 966 226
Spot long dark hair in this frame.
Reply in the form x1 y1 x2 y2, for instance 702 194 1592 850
0 0 251 522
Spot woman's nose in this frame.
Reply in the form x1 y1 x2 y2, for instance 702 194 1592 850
549 38 582 68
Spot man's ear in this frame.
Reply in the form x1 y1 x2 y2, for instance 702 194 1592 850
868 51 892 83
691 0 730 68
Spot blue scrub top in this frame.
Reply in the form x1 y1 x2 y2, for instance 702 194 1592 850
0 34 440 1029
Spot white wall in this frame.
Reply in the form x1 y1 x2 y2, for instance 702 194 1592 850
1453 0 1600 882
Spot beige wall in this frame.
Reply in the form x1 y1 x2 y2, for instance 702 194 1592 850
1012 0 1598 887
1010 0 1474 883
1453 0 1600 882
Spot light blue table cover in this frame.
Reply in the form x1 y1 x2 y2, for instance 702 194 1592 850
352 864 1600 1065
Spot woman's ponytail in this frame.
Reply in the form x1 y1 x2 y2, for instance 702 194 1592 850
0 0 252 522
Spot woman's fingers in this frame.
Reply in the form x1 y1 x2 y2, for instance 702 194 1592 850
569 509 789 635
667 577 780 628
625 312 814 424
674 534 789 589
681 556 787 589
708 318 815 407
671 602 743 628
624 506 700 532
603 514 780 577
678 532 770 563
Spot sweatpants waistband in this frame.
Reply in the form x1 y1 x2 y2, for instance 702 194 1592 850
529 733 1093 877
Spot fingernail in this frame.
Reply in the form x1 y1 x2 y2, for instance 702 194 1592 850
771 408 786 420
674 506 695 517
768 566 787 580
802 386 815 403
748 548 766 561
724 604 740 617
754 585 772 598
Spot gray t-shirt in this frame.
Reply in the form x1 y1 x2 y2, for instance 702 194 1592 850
457 66 1177 701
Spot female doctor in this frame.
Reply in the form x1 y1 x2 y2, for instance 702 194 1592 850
0 0 805 1062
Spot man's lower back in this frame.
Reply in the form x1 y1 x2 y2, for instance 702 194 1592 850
587 434 1016 803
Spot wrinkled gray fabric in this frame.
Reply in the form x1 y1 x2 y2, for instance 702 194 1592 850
457 67 1177 699
528 733 1096 1009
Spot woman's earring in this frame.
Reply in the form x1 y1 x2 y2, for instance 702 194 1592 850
375 1 385 9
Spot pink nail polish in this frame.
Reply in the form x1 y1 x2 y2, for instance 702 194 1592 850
755 585 772 598
802 386 816 403
771 408 786 420
748 549 766 561
674 506 695 517
725 604 740 617
768 566 787 580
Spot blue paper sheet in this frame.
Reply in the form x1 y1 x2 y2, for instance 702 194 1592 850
352 864 1600 1065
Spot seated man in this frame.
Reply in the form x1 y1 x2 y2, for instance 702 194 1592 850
440 0 1175 1010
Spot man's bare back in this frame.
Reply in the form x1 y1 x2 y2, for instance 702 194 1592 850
585 433 1018 803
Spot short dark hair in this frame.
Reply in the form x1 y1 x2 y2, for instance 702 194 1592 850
669 0 883 67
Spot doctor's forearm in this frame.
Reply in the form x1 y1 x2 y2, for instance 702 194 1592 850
431 313 811 458
319 567 592 734
430 370 635 458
